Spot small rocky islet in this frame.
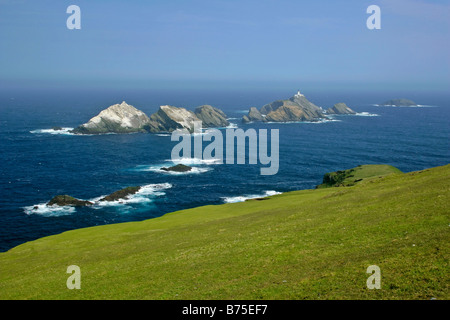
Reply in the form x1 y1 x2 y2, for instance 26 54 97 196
380 99 417 106
160 164 193 172
46 186 142 208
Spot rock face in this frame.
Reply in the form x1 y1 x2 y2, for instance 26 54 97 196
195 105 229 128
242 107 264 123
161 164 192 172
72 102 230 135
145 105 200 133
73 101 151 134
381 99 417 106
245 91 325 123
100 186 141 202
326 103 356 115
47 195 93 207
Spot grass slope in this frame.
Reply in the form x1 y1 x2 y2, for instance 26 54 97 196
317 164 403 188
0 165 449 300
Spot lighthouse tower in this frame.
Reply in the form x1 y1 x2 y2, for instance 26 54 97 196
295 90 304 97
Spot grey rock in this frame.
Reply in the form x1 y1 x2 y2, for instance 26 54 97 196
72 101 151 134
195 105 229 128
145 105 200 133
326 103 356 115
381 99 417 106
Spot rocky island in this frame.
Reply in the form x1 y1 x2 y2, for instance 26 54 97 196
161 164 193 172
45 186 143 208
380 99 417 106
326 103 356 115
242 91 356 123
72 102 229 135
72 101 152 134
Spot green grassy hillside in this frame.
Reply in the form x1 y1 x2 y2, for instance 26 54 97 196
0 165 448 300
317 164 403 188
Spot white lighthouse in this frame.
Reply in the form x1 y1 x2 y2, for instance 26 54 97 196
295 90 304 97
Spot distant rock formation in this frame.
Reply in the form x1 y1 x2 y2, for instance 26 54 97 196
161 164 192 172
47 195 93 207
195 105 230 128
242 91 325 123
72 101 151 134
326 103 356 115
242 107 264 123
381 99 417 106
73 102 230 134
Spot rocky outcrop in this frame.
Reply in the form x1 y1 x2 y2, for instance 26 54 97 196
161 164 192 172
242 107 264 123
72 101 151 134
145 105 200 133
381 99 417 106
47 195 93 207
326 103 356 115
248 91 325 123
195 105 229 128
265 104 312 122
100 186 141 202
72 102 230 135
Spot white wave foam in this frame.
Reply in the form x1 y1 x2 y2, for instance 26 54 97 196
225 122 238 129
136 164 212 175
354 112 379 117
24 183 172 215
24 203 76 217
156 134 171 137
30 127 75 135
264 118 341 124
167 157 222 165
223 190 282 203
91 183 172 208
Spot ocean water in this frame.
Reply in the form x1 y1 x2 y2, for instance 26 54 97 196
0 89 449 252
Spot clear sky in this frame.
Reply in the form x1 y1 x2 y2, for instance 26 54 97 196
0 0 449 92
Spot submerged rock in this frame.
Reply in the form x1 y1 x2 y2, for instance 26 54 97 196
47 195 93 207
72 101 151 134
326 103 356 115
160 164 193 172
100 186 141 202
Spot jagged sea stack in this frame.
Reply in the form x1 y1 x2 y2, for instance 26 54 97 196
72 101 151 134
326 103 356 115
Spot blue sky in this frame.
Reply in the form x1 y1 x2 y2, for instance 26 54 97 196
0 0 449 92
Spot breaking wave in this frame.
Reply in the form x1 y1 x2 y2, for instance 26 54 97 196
24 183 172 217
222 190 282 203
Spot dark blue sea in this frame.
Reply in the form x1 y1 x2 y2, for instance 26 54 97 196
1 88 449 252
